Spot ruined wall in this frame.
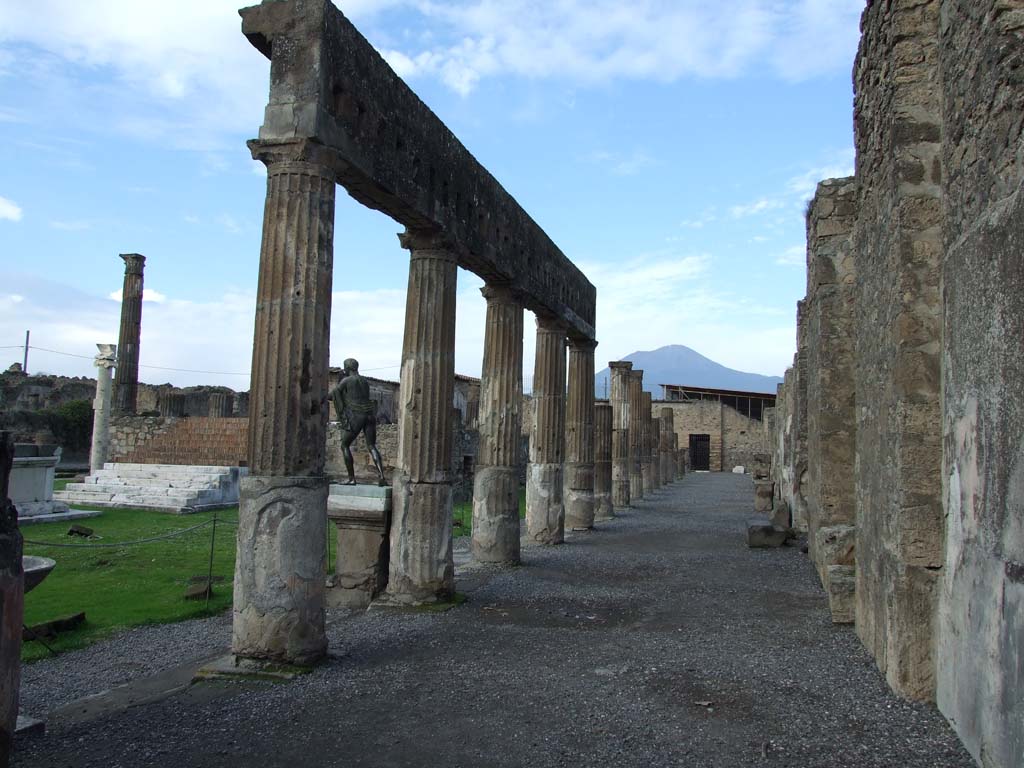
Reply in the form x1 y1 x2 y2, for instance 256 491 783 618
774 366 807 530
657 400 768 473
721 406 770 471
852 0 944 701
804 178 858 622
936 2 1024 764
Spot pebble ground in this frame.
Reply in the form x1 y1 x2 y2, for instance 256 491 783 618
16 473 975 767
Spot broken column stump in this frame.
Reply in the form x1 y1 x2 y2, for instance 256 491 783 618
327 485 392 608
754 480 774 513
747 520 789 549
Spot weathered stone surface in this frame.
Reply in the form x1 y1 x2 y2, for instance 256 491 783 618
327 485 391 608
628 371 644 501
746 520 788 549
650 418 662 489
753 481 774 513
388 231 457 602
239 0 595 339
770 499 791 530
112 253 145 416
0 433 23 768
826 565 855 625
207 393 234 418
232 475 327 666
609 362 632 509
158 393 186 419
526 317 566 544
563 339 596 530
90 344 116 473
659 407 674 485
471 284 523 564
593 403 613 521
641 392 655 495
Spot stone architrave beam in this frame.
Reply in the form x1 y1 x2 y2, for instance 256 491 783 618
628 370 644 501
593 403 613 521
388 230 458 603
239 0 595 341
609 361 632 509
526 316 567 544
90 344 117 473
232 147 335 666
563 338 597 531
471 284 524 565
112 253 145 415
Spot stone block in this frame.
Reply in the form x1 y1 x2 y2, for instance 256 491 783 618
770 499 791 530
826 565 855 624
754 480 774 513
327 484 393 608
747 520 788 549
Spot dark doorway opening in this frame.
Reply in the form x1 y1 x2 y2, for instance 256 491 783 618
689 434 711 471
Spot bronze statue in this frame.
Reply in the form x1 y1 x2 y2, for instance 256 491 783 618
328 358 386 486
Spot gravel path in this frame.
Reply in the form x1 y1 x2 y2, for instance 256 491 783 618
15 473 974 768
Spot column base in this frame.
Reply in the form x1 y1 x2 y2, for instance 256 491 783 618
526 462 564 544
386 474 454 604
564 487 595 530
232 475 327 666
594 492 614 521
471 466 521 565
642 463 655 495
630 475 644 501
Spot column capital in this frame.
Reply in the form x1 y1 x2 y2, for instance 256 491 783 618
398 228 457 259
119 253 145 275
567 336 598 352
534 313 567 334
630 369 644 380
479 282 522 305
94 343 117 369
247 138 337 180
608 360 633 371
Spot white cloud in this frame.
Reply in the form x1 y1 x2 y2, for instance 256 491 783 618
218 214 243 234
730 197 784 218
0 196 23 222
49 220 91 231
775 245 806 267
582 148 655 177
108 288 168 304
787 148 856 199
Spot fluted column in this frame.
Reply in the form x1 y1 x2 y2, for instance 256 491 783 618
629 370 645 500
233 143 335 666
661 407 675 483
609 361 632 509
675 433 685 477
471 284 524 565
388 229 458 603
594 403 613 520
112 253 145 415
651 418 662 489
641 391 655 494
564 337 597 531
90 344 117 473
526 316 567 544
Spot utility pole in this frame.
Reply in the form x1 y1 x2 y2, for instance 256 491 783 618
22 330 28 373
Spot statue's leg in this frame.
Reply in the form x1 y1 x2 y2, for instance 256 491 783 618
364 418 386 486
340 428 357 484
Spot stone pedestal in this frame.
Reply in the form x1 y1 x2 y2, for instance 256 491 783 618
0 433 23 768
563 338 596 531
628 370 644 501
594 403 613 521
232 476 327 665
471 285 523 565
609 361 632 509
159 393 186 418
526 316 567 544
9 448 68 518
388 230 457 603
326 484 391 608
233 145 336 665
641 391 655 495
90 344 116 473
754 480 774 513
208 393 235 418
112 253 145 415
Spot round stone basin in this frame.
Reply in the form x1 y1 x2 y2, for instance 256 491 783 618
23 556 56 593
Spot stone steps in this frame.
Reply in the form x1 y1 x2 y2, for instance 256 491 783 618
55 463 247 514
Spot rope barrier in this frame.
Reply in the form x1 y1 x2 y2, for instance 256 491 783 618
24 519 216 548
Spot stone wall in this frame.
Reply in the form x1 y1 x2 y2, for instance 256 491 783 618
657 399 769 473
936 2 1024 765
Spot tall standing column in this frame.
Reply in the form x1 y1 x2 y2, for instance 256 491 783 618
232 144 335 666
0 433 23 768
609 361 632 509
564 338 597 531
112 253 145 415
641 391 655 494
388 230 458 603
629 370 645 500
594 403 613 521
89 344 117 473
526 316 567 544
661 407 675 483
651 417 662 489
471 284 524 565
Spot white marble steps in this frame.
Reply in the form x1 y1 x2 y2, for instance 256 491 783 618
55 463 248 514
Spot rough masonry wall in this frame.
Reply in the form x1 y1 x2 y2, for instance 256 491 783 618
852 0 944 702
657 400 769 473
804 178 858 620
937 2 1024 764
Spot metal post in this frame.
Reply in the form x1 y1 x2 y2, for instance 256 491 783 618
205 511 217 609
22 330 29 373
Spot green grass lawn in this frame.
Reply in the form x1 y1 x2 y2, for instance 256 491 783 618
452 488 526 537
21 507 239 662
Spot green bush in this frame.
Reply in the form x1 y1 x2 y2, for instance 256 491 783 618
45 399 93 451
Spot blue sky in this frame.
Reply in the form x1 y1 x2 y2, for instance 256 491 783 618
0 0 862 390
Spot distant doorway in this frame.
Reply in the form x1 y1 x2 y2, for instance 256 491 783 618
689 434 711 471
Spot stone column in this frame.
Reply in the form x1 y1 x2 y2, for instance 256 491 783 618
609 361 633 509
471 284 524 565
387 230 458 603
661 407 675 484
674 433 684 477
0 432 23 767
526 316 567 544
563 337 597 531
232 144 335 666
159 393 186 418
209 393 235 418
651 417 662 489
641 392 654 493
112 253 145 415
594 403 613 521
89 344 117 473
628 370 645 500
